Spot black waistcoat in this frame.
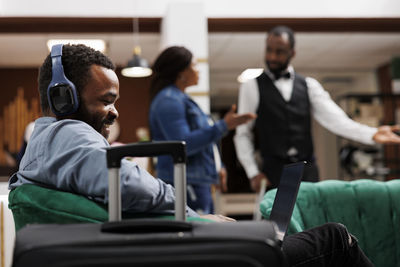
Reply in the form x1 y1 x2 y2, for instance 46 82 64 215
255 72 314 161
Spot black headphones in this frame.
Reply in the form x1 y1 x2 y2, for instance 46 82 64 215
47 44 79 116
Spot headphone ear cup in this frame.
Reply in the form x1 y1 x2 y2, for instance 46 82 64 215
47 44 79 116
48 85 77 115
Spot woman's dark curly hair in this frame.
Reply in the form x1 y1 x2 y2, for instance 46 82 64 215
150 46 192 100
38 44 115 115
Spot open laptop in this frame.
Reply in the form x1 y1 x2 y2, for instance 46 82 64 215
269 161 305 242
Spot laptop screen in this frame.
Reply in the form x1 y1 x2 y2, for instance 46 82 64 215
269 161 305 241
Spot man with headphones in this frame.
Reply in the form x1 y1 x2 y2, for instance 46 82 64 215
8 44 201 218
8 44 372 266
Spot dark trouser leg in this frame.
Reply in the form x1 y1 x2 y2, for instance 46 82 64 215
186 184 214 214
302 161 319 182
282 223 374 267
263 158 284 188
166 182 214 215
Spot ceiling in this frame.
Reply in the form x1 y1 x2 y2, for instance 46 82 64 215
1 32 400 107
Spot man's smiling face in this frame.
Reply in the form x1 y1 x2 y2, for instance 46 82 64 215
77 64 119 139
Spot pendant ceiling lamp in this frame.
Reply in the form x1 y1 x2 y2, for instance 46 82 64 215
121 17 152 78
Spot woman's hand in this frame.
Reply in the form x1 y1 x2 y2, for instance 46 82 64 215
224 104 256 130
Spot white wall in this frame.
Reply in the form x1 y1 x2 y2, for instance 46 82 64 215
1 0 399 18
0 181 13 267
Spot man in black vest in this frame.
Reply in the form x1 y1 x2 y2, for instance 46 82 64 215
234 25 400 192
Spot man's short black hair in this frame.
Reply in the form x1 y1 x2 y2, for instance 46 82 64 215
268 25 295 49
38 44 115 115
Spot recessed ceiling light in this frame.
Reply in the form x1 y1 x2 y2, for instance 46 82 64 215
237 68 264 83
46 39 106 53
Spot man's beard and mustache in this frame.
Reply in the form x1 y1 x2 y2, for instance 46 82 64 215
266 58 290 78
75 106 116 139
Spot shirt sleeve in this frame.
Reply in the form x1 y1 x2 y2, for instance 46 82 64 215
41 121 198 217
152 96 228 156
119 159 198 217
307 77 378 145
234 79 260 179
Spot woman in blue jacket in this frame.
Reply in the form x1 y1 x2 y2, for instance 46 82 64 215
149 46 255 214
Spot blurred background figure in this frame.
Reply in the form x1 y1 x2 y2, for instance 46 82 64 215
149 46 256 214
136 127 150 142
234 25 400 192
5 121 36 169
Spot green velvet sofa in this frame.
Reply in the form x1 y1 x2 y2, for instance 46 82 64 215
8 184 209 231
260 179 400 267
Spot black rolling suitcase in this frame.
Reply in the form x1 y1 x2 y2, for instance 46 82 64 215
12 141 285 267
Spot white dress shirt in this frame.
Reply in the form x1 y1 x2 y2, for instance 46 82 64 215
234 66 378 180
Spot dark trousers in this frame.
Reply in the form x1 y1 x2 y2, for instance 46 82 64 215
187 184 214 214
167 181 214 215
263 156 319 189
283 223 374 267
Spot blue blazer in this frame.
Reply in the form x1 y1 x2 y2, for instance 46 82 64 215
149 85 227 185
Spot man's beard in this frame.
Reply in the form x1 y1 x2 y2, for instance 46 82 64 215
75 106 115 139
266 59 290 77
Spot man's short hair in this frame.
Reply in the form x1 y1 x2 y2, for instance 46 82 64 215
38 44 115 115
268 26 295 49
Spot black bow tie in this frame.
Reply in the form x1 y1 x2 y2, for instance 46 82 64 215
274 72 291 80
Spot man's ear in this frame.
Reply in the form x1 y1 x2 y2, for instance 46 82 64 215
290 49 296 59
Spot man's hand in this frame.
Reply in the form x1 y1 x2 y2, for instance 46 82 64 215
200 214 236 222
250 173 270 192
373 125 400 144
224 104 256 130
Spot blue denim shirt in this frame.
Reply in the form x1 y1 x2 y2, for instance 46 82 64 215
9 117 198 217
149 85 228 185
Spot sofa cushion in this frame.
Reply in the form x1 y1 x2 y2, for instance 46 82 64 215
260 179 400 267
9 184 108 231
9 184 211 232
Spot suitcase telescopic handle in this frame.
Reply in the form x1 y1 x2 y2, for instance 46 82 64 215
106 141 186 167
106 141 187 222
